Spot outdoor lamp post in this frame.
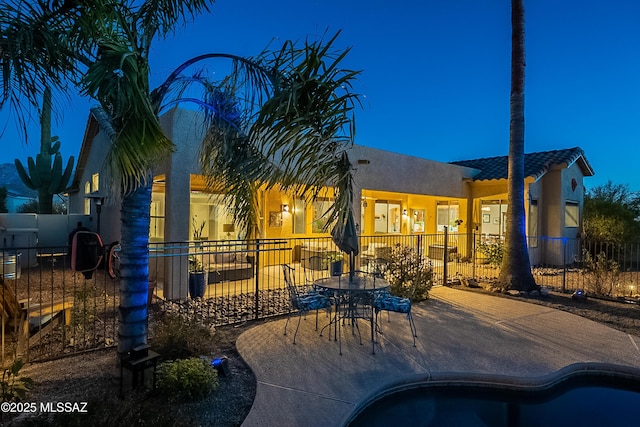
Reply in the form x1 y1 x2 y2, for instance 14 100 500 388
86 195 105 235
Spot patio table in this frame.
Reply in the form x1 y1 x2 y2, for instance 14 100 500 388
314 272 389 354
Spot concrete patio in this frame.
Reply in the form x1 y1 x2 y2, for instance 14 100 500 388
237 286 640 427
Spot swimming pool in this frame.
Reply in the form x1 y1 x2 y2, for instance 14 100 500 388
345 363 640 427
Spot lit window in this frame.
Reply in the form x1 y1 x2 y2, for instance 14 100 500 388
91 173 99 193
312 198 332 233
565 201 579 228
84 181 91 215
150 192 165 240
480 200 507 238
292 198 306 234
437 201 460 232
374 201 401 233
528 200 538 247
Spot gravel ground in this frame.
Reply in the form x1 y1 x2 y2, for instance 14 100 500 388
4 322 256 427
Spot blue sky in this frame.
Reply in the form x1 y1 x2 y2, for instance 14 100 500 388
1 0 639 191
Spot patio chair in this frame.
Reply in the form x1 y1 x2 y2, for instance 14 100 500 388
373 285 417 347
282 264 332 344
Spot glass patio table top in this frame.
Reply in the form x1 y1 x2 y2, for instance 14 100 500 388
313 273 390 293
314 272 389 354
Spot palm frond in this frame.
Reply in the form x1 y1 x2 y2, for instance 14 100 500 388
248 31 361 230
165 31 362 235
83 36 173 194
136 0 213 51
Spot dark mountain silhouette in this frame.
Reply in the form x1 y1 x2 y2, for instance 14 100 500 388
0 162 37 197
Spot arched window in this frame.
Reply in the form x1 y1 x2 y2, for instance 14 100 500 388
84 181 91 214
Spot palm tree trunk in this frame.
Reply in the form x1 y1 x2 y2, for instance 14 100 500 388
118 183 151 353
498 0 538 291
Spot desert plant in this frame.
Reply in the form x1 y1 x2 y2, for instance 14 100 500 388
71 286 97 328
477 241 505 267
582 250 620 297
157 357 218 400
192 216 206 240
150 313 215 360
1 360 33 403
14 88 74 214
384 245 433 301
188 255 205 273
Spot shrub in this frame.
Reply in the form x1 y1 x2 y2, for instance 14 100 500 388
582 250 620 297
1 360 33 403
383 245 433 301
150 313 215 360
157 357 218 400
71 287 97 328
477 241 504 266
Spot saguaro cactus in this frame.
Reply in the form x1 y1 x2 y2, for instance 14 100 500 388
14 88 75 214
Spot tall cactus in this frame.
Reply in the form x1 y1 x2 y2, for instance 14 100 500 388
14 88 75 214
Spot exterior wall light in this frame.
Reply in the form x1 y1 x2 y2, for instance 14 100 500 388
281 204 289 213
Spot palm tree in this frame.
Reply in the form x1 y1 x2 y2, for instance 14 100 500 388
1 1 360 354
498 0 538 292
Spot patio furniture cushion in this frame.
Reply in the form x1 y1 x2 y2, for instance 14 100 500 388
373 294 411 313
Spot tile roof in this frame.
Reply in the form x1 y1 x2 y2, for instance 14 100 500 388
450 146 594 181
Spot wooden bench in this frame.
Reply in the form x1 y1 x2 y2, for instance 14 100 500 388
428 244 457 261
36 251 68 267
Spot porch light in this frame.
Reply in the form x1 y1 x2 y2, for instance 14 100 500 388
85 194 104 234
402 209 408 216
281 204 289 213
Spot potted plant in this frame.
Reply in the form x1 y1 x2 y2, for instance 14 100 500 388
188 255 207 298
328 253 344 276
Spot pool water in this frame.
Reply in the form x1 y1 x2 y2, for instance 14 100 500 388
346 367 640 427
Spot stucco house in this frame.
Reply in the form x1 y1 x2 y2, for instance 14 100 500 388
68 107 594 270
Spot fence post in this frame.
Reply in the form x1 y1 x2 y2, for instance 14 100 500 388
443 226 448 286
562 238 567 293
472 230 476 281
254 239 261 321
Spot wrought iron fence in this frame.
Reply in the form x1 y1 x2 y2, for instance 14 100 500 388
3 233 639 362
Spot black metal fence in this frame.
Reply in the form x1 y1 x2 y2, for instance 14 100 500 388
3 233 639 362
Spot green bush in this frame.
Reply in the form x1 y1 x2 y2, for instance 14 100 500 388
150 313 215 360
157 358 218 400
1 360 33 403
477 241 504 266
384 245 433 301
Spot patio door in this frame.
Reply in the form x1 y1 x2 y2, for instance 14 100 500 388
480 200 507 242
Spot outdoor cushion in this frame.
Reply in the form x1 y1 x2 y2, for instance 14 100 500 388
374 294 411 313
215 253 236 263
294 292 331 311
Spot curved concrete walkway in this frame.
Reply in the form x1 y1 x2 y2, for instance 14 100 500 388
237 286 640 427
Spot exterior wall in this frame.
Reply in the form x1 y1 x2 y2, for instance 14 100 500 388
561 162 585 239
71 107 591 271
533 163 586 265
159 109 206 243
348 145 474 198
67 129 121 244
540 169 562 238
